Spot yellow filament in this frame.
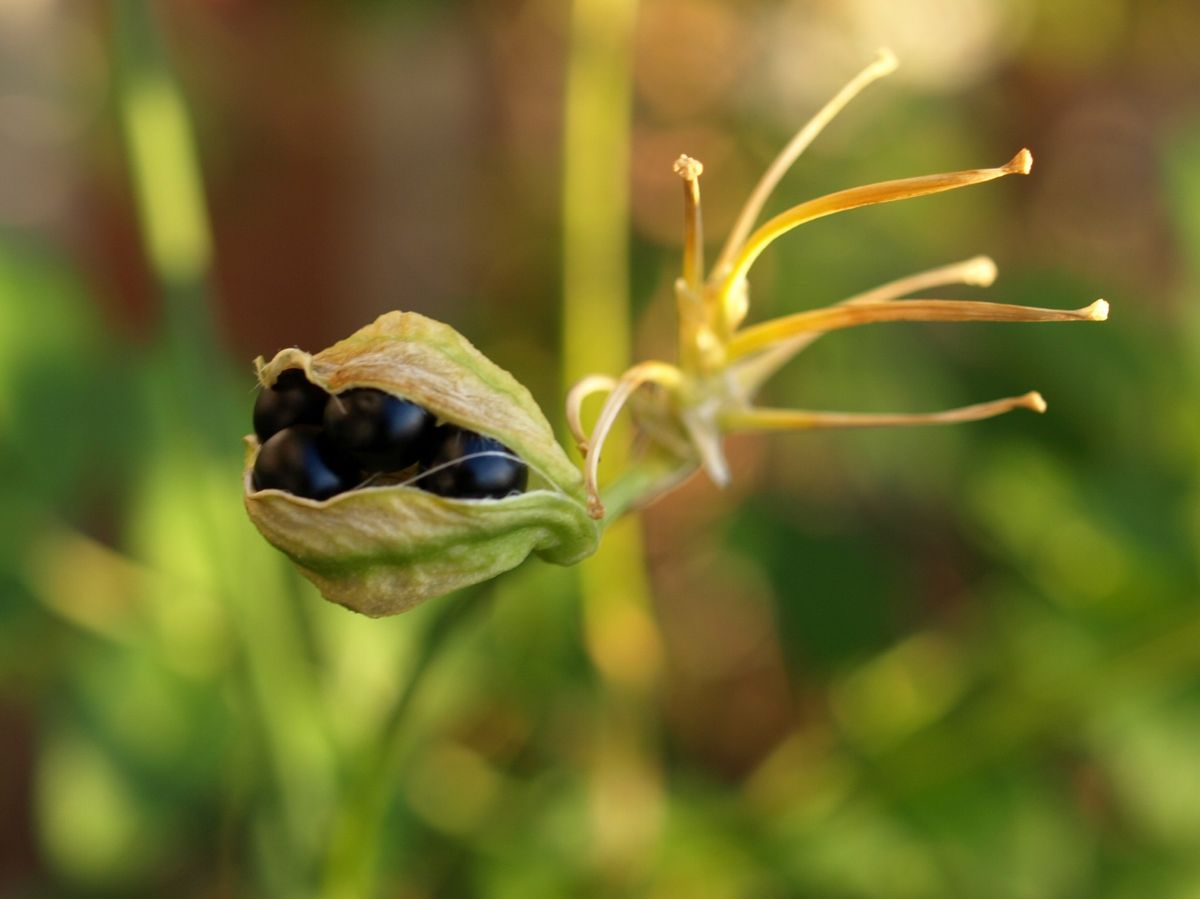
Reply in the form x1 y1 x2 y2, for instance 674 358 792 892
566 374 618 453
674 155 705 291
732 255 1001 395
718 150 1033 315
841 255 998 306
715 48 899 273
583 361 685 519
721 391 1047 432
729 297 1107 360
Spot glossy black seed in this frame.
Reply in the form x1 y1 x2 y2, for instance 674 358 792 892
251 425 361 500
323 388 436 472
253 369 329 443
418 426 527 500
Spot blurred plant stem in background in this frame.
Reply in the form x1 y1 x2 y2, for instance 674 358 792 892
563 0 666 884
320 589 491 898
113 1 338 889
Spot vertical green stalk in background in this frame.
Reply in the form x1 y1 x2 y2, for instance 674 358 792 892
113 0 219 440
117 33 209 294
562 0 665 882
113 1 335 886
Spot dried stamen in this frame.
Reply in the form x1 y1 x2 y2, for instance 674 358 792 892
841 255 998 305
732 254 1000 395
729 297 1108 360
715 48 899 273
720 391 1047 432
566 374 617 454
718 150 1034 320
583 360 684 519
674 155 706 291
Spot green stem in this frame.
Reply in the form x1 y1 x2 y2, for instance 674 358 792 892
561 0 637 386
113 1 335 882
600 450 694 523
319 590 492 898
562 0 668 886
561 0 649 618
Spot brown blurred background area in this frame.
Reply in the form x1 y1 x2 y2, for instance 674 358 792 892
3 0 1200 896
14 0 1196 361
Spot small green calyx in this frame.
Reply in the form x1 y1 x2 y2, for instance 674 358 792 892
244 311 599 617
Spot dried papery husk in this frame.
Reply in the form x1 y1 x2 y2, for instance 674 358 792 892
244 311 599 616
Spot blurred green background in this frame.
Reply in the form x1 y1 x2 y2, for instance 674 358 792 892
2 0 1200 896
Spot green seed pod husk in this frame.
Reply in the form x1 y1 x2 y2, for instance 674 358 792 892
243 311 599 616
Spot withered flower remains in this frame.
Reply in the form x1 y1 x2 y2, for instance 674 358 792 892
567 49 1107 518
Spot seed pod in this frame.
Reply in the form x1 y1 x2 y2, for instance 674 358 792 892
244 311 599 616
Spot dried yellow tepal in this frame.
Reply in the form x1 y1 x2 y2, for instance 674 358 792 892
244 311 599 616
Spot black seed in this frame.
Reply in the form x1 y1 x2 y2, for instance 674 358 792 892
253 369 329 442
323 388 436 472
419 426 527 500
251 425 360 500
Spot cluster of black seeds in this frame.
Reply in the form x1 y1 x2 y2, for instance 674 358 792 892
251 369 528 501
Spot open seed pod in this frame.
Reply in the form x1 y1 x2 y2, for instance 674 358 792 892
244 311 599 616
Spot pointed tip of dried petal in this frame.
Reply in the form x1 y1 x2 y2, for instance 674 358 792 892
1087 299 1110 321
1022 391 1048 414
964 255 998 287
1004 148 1034 175
674 155 703 181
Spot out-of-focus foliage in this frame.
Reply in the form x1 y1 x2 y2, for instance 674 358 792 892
2 0 1199 896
